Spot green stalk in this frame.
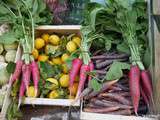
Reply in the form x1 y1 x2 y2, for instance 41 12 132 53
17 1 30 64
21 0 35 51
1 1 17 18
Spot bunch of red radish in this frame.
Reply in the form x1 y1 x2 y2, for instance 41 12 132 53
129 65 152 115
69 58 94 99
9 60 40 107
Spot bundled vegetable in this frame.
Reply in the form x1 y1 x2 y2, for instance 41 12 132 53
81 0 152 115
83 79 148 115
0 1 52 116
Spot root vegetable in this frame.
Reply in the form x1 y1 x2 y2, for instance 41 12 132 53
69 58 83 88
91 54 129 60
92 99 132 109
22 64 31 91
140 88 149 105
80 87 93 100
95 58 128 69
96 70 106 75
10 60 23 85
85 80 118 99
141 70 153 99
18 81 26 108
76 64 90 98
84 106 120 113
88 61 94 81
99 93 131 105
31 61 40 96
129 65 140 115
108 109 132 115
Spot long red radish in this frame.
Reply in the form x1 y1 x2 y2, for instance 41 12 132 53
141 70 152 99
18 81 26 108
76 64 90 99
69 58 83 88
22 64 31 92
88 61 94 81
140 87 149 105
10 60 23 85
31 61 40 96
129 65 140 115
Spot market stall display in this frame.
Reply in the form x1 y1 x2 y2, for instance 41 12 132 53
0 0 159 120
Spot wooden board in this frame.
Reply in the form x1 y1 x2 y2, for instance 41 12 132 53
151 0 160 114
24 98 80 106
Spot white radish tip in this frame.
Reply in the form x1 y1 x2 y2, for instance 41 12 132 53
18 98 22 109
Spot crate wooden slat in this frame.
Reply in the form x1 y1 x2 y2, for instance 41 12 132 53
24 98 80 106
81 112 156 120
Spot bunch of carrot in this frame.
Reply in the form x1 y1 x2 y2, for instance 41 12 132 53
9 59 40 107
83 79 148 115
69 58 94 100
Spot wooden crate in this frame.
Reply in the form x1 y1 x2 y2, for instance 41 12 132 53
22 25 81 106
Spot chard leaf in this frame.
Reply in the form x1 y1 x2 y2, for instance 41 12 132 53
89 78 102 91
106 61 130 80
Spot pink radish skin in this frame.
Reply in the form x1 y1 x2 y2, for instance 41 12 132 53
88 61 94 81
22 64 31 91
140 88 149 105
10 60 23 85
129 65 140 115
141 70 153 99
69 58 83 87
76 64 90 99
31 61 40 96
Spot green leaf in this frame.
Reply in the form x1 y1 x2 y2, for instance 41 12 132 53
143 47 150 69
106 61 130 80
105 39 112 51
39 62 62 79
6 62 16 74
117 42 130 54
0 31 19 44
90 7 104 31
0 3 11 14
89 78 102 91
